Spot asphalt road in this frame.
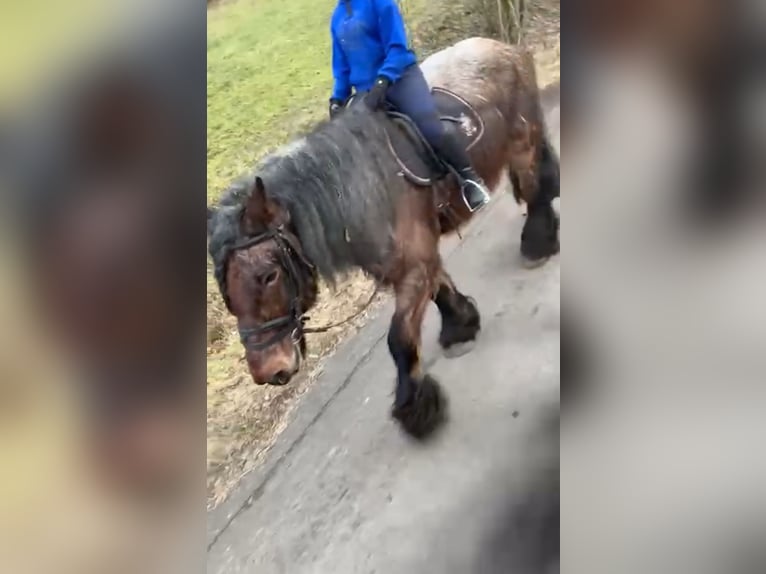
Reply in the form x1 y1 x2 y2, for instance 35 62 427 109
207 96 561 574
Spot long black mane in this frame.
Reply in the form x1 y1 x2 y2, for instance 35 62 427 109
209 107 406 290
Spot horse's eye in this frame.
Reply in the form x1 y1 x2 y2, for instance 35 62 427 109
260 269 279 286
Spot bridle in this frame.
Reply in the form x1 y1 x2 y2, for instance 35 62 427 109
223 225 315 352
218 224 381 354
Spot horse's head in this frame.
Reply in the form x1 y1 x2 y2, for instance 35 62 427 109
212 176 318 385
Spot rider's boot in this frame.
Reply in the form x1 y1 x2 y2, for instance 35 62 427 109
432 131 491 213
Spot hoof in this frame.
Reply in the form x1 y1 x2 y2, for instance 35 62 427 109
439 323 480 353
521 255 551 269
443 340 476 359
438 296 480 353
392 375 448 440
521 208 560 263
520 233 559 267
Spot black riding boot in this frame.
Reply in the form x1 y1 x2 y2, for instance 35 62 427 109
432 131 491 212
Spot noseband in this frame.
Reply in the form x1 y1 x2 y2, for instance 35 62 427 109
225 226 314 352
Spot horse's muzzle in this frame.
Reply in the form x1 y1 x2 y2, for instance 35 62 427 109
267 369 295 386
251 346 301 386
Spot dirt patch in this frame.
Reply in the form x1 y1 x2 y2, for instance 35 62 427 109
206 0 560 509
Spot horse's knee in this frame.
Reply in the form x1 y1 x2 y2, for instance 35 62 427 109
512 134 558 202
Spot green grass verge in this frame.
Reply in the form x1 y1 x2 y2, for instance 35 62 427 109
207 0 339 201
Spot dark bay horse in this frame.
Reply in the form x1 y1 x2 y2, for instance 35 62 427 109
207 38 559 438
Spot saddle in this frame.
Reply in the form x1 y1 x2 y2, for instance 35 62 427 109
348 87 485 186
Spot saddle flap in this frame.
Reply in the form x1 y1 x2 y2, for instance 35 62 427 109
431 87 484 151
383 87 484 187
383 113 443 186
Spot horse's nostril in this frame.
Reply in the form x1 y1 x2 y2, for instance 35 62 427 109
271 370 293 386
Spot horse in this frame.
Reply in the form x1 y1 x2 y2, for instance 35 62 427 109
207 37 560 439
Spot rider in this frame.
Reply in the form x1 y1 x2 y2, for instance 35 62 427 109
328 0 491 212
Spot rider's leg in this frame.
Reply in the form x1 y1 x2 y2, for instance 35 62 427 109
431 130 492 212
386 66 491 212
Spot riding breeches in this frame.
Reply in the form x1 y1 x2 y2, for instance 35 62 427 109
384 64 446 147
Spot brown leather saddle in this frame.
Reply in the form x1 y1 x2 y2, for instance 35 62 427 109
348 87 485 186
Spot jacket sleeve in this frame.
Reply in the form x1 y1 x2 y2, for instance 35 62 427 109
331 23 352 101
373 0 412 83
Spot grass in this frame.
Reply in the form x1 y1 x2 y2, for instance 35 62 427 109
207 0 338 199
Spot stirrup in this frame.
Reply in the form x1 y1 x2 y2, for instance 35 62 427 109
461 179 491 213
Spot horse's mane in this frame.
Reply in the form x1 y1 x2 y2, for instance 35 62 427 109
209 107 404 288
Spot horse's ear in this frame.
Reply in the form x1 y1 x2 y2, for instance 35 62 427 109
254 175 266 198
243 176 288 231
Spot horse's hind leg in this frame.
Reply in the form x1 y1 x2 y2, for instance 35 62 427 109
433 266 481 357
388 264 447 439
512 135 560 266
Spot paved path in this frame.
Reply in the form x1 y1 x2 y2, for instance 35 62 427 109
208 198 560 573
208 99 561 574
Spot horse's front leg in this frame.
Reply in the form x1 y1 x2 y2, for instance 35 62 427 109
433 266 481 357
388 266 447 439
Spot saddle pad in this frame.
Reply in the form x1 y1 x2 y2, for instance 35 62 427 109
384 87 485 187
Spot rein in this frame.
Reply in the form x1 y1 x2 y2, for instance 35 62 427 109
303 284 380 335
227 226 380 351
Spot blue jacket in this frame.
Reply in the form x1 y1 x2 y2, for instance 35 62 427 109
330 0 417 101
